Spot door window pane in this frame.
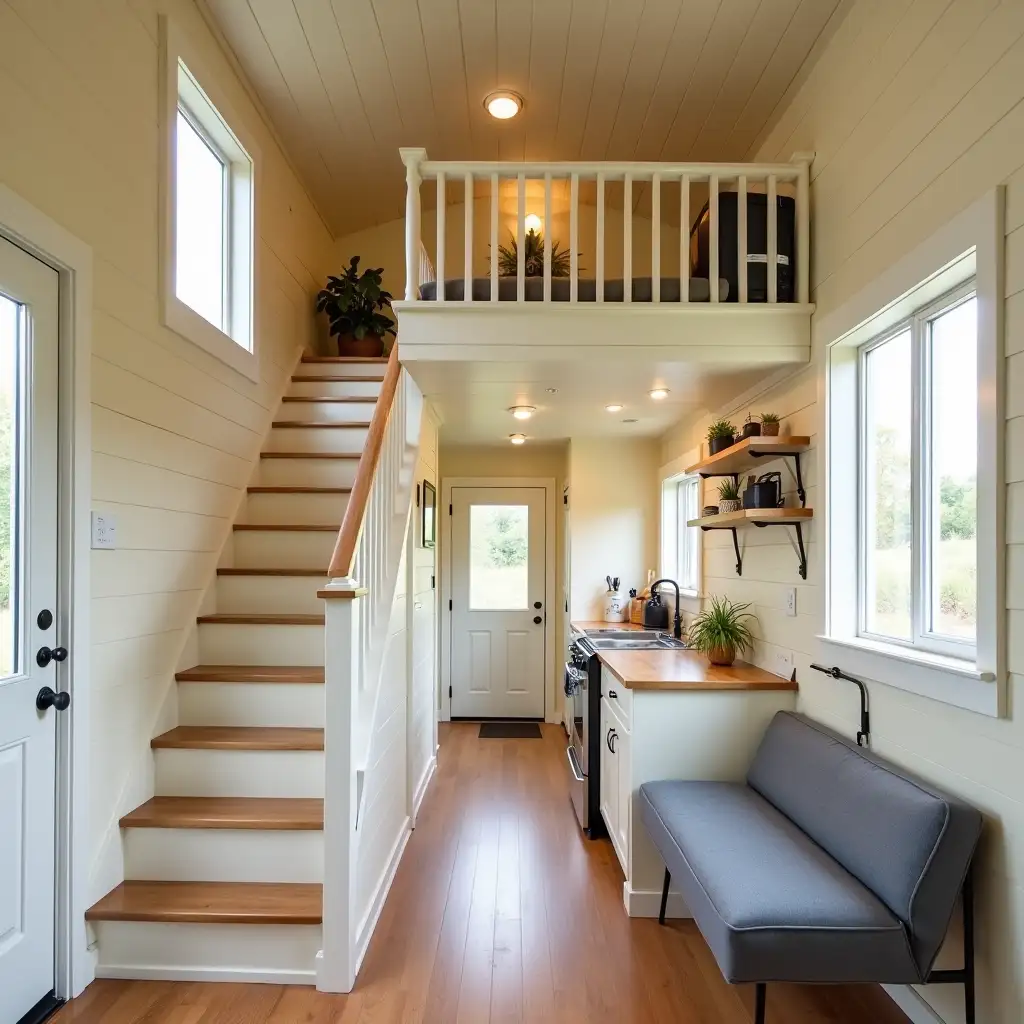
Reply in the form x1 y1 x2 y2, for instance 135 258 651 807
469 505 529 610
0 295 19 676
863 330 913 640
929 298 977 640
175 108 226 331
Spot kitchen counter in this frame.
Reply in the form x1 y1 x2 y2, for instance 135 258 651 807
570 620 797 692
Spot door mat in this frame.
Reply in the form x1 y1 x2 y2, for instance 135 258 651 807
479 722 543 739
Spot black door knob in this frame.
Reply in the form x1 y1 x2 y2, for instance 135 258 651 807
533 615 542 624
36 686 71 712
36 646 68 668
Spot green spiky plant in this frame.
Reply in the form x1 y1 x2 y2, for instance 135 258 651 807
707 419 736 443
759 412 780 425
494 230 573 277
687 596 758 667
718 479 740 501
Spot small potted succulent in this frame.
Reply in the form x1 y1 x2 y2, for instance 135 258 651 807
687 595 758 667
760 412 781 437
717 479 741 514
707 419 737 456
742 413 761 439
316 256 397 357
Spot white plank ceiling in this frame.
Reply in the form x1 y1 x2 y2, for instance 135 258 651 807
204 0 843 237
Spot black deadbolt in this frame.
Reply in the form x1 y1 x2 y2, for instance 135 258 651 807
533 615 543 624
37 609 53 630
533 601 542 609
36 686 71 712
36 646 68 668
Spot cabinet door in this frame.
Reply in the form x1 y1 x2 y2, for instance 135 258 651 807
614 727 631 874
599 701 618 838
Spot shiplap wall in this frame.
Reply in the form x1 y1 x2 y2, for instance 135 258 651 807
662 1 1024 1020
0 0 334 901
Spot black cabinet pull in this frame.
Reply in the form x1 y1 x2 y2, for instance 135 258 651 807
609 690 618 699
606 728 617 753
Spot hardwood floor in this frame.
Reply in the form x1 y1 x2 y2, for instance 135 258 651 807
56 723 909 1023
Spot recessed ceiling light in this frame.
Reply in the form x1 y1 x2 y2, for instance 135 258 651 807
605 403 624 413
649 388 670 400
622 418 638 424
484 91 523 119
546 387 558 394
509 433 527 445
509 405 535 420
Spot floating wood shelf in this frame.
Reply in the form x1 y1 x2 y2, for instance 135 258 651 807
687 507 814 579
686 436 811 507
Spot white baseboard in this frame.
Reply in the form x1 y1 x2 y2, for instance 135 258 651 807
623 882 692 919
882 985 947 1024
352 819 412 981
95 964 316 985
410 756 436 826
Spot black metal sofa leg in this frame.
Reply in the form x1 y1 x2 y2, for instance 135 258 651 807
963 870 976 1024
659 867 671 925
753 983 766 1024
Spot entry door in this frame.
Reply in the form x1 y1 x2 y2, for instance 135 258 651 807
0 237 61 1023
450 487 546 718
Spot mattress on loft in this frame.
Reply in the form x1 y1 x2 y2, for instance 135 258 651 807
418 276 730 302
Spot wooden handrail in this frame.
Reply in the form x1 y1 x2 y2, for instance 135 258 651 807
327 344 401 579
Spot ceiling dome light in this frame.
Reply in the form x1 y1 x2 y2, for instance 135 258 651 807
649 388 670 400
605 403 623 413
524 213 543 234
509 405 535 420
485 91 523 119
546 387 558 394
509 433 527 445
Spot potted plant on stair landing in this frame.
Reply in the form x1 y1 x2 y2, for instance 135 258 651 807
316 256 397 357
687 595 758 667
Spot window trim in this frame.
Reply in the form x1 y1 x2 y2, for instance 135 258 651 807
820 189 1005 718
159 16 259 382
660 456 702 599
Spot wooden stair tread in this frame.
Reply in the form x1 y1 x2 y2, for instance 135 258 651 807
151 726 324 751
232 523 338 532
175 664 325 683
291 375 384 383
301 356 387 363
281 396 376 404
247 485 352 493
120 797 323 831
216 568 328 577
260 452 361 460
85 881 322 925
197 613 326 625
272 421 372 428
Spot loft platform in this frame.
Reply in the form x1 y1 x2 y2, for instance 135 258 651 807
393 148 814 368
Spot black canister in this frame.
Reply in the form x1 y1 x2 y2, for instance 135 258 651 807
643 592 669 630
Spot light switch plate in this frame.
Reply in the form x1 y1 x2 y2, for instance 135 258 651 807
773 649 794 680
91 512 117 550
785 587 797 617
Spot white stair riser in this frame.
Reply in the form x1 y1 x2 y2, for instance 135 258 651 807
300 362 386 378
178 681 325 727
288 378 381 398
215 576 328 616
277 400 377 423
92 922 322 984
123 829 324 883
244 491 348 524
265 426 369 455
155 749 324 798
258 458 359 489
232 530 336 570
198 623 325 666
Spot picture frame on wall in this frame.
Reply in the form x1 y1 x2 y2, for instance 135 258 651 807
421 479 436 548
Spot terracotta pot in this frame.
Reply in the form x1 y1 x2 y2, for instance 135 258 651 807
336 331 385 358
706 644 736 667
761 421 780 437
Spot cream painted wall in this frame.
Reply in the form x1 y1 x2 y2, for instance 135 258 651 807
568 438 660 622
0 0 334 902
663 2 1024 1020
439 442 568 716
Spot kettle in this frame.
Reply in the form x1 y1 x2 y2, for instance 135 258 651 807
743 471 784 509
643 591 669 631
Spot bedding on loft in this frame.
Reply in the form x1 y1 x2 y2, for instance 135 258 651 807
419 276 729 303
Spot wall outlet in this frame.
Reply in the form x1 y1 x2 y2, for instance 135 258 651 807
785 587 797 617
91 512 117 550
773 650 794 680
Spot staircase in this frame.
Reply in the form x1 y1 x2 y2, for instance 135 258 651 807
85 354 389 984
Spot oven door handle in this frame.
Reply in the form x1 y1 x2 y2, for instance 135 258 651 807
566 744 586 783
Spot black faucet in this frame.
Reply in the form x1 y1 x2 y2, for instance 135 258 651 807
651 578 683 640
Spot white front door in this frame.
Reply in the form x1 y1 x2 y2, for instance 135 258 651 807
450 487 546 719
0 237 61 1023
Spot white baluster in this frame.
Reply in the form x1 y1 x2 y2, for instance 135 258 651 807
597 172 605 303
464 172 473 303
680 173 690 303
570 173 579 303
652 172 661 303
623 172 632 304
436 172 446 301
767 173 778 304
709 174 719 303
517 172 526 302
543 172 552 302
399 148 425 301
490 173 499 303
738 174 748 304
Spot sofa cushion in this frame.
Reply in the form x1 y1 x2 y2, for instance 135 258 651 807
639 780 918 984
746 712 982 974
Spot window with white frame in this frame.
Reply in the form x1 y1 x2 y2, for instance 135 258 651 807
662 475 701 595
858 283 977 658
160 18 257 380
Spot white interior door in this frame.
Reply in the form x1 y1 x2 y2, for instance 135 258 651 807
0 237 60 1023
450 487 546 719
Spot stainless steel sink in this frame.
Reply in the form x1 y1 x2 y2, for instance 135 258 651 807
585 629 662 640
586 634 687 651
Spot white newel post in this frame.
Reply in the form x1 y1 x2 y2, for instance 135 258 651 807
400 148 427 301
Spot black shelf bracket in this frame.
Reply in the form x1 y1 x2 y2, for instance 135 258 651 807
701 524 743 576
750 450 807 507
753 520 808 579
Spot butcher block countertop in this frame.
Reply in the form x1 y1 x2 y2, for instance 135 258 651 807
570 620 798 692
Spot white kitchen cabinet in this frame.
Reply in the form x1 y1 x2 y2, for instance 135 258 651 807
598 663 796 918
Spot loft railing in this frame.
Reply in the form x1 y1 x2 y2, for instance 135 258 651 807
399 147 811 306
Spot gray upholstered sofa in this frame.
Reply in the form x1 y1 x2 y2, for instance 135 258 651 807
639 711 982 1024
